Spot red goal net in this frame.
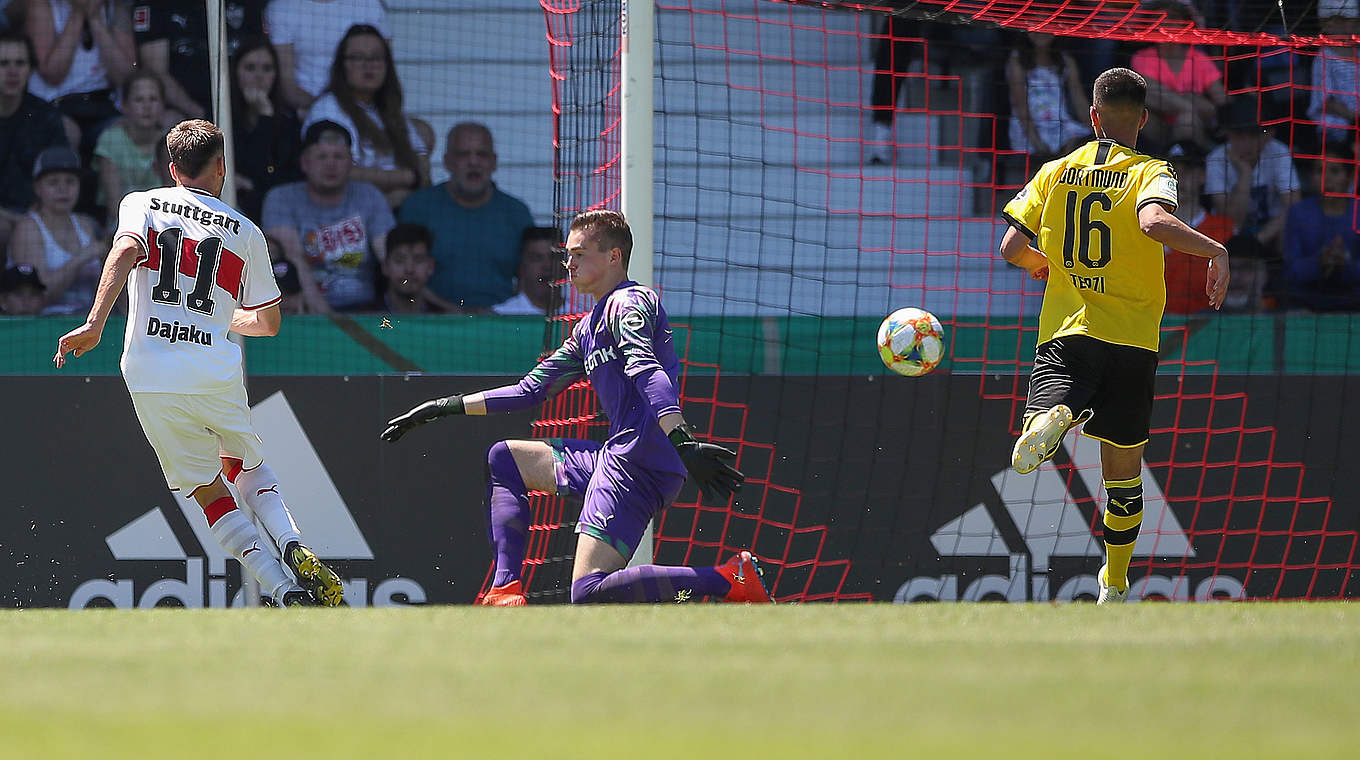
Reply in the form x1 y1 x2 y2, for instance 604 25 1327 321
511 0 1360 602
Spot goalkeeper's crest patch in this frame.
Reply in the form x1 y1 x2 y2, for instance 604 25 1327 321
620 311 646 333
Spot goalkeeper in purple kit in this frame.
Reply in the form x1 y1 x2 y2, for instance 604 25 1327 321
381 209 773 605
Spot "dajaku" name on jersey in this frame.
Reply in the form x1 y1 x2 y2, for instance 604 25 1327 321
146 316 212 346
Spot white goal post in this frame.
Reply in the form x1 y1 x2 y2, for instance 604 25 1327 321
621 0 656 567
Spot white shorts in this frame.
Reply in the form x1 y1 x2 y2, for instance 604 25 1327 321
130 387 266 494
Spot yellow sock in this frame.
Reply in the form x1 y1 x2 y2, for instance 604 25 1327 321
1102 476 1143 591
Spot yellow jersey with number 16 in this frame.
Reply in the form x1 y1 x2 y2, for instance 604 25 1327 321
1002 138 1177 352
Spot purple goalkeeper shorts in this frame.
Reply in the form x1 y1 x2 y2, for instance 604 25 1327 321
548 438 685 559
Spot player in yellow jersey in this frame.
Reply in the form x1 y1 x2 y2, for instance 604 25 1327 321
999 68 1230 604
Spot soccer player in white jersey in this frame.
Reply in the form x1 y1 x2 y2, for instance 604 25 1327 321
54 119 346 607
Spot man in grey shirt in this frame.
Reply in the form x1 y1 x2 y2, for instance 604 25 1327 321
262 121 395 312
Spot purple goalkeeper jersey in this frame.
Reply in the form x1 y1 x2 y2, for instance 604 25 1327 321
482 280 687 476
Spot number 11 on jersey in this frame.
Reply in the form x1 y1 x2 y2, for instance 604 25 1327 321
147 225 240 316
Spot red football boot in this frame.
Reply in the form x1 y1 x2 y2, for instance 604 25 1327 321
477 580 528 607
714 551 774 603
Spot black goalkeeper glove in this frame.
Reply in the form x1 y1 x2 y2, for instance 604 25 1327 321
668 424 744 502
380 395 464 443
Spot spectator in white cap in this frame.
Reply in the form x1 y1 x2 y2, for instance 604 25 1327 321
7 146 103 315
1309 0 1360 147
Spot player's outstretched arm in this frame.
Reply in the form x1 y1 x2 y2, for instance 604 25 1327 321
381 339 585 443
1138 202 1230 309
1138 203 1227 258
660 413 745 502
53 237 141 368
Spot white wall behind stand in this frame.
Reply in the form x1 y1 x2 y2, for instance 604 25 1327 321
390 1 1040 317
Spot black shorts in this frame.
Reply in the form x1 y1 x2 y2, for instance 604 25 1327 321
1024 335 1158 448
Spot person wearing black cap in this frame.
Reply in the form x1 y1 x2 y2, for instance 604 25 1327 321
0 264 47 315
1205 97 1302 308
260 119 395 313
7 146 103 315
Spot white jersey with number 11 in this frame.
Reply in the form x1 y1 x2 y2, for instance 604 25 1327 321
115 185 280 395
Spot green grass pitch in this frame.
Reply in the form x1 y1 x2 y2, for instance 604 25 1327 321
2 604 1357 759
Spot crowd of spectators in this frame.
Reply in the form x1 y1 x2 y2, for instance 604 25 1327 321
132 0 267 121
1131 2 1227 149
398 122 534 311
0 0 551 317
303 23 430 208
2 0 1356 316
869 0 1360 312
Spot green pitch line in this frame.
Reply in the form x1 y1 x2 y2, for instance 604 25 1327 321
1 604 1357 759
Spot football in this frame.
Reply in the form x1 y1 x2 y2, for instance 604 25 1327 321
876 307 945 376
